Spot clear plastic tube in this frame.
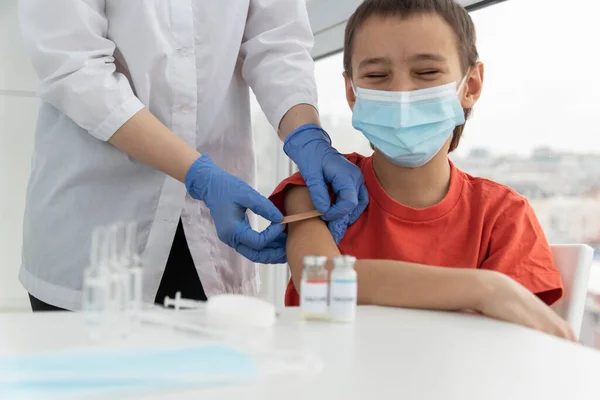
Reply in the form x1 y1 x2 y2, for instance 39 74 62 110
126 221 142 330
82 228 111 341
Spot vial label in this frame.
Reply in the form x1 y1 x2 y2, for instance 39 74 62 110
329 279 357 320
301 280 328 315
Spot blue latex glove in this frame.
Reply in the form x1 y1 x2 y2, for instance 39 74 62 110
185 154 287 264
283 123 369 244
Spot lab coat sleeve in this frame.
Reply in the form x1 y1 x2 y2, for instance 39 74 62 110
240 0 319 131
17 0 145 141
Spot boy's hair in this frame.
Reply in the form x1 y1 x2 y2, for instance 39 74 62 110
344 0 478 152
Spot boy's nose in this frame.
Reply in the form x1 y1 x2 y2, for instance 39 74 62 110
389 76 415 92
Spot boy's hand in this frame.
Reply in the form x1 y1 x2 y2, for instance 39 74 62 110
476 271 577 341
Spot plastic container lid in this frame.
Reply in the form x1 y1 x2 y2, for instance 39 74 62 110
205 294 277 328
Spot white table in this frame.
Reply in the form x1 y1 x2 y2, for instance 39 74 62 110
1 306 599 399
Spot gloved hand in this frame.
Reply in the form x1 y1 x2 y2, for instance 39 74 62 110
185 154 287 264
283 124 369 244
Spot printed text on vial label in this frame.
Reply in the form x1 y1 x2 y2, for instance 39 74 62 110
301 282 328 314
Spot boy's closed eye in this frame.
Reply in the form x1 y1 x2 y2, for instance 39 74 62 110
365 73 387 79
416 69 441 76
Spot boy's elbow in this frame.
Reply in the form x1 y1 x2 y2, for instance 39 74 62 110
355 270 378 306
357 291 375 306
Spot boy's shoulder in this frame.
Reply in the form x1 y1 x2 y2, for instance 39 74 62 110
456 166 532 215
342 152 370 167
269 152 370 211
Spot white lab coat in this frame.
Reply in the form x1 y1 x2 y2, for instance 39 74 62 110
17 0 318 310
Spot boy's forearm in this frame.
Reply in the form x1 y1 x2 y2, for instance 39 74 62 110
355 259 494 311
286 219 341 292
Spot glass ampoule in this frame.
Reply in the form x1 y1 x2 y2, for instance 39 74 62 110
125 221 143 330
82 227 110 342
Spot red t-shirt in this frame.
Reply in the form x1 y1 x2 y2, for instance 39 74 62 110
269 153 563 307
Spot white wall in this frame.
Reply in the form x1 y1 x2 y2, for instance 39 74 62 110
0 0 39 310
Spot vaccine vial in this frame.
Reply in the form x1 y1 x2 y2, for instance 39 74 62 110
300 255 329 320
329 255 358 322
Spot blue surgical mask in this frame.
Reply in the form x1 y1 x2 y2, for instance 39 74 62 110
0 345 258 398
351 77 468 168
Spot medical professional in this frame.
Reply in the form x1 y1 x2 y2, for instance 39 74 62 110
17 0 368 311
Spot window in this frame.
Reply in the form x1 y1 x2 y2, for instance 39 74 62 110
314 55 373 157
310 0 600 251
454 0 600 249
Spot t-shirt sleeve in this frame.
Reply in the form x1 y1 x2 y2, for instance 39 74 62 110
268 172 308 216
480 196 563 305
268 153 364 216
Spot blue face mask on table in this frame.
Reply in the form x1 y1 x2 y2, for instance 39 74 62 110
0 345 258 399
351 76 469 168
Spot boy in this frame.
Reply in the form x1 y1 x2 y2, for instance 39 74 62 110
270 0 576 341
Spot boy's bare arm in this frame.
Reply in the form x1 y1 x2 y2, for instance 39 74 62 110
284 185 487 310
284 186 341 292
284 185 576 341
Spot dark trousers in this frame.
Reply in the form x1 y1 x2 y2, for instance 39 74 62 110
29 220 206 312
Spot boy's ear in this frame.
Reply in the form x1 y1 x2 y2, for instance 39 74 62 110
460 61 484 109
343 71 356 111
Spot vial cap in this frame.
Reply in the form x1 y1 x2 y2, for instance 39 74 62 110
303 255 316 266
314 256 327 266
333 255 357 268
303 255 328 266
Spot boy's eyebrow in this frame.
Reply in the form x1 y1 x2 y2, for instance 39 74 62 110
408 53 447 62
357 57 392 69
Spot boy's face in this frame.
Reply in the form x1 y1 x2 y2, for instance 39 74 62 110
344 13 484 159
